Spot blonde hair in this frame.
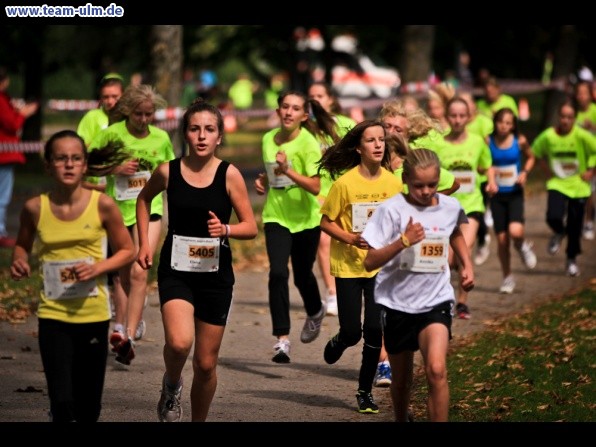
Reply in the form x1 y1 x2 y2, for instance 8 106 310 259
110 84 167 123
379 98 442 140
402 147 440 180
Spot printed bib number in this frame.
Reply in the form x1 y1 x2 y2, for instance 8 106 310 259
265 161 295 188
43 258 98 300
351 202 381 232
398 234 448 273
552 159 579 179
495 164 518 187
171 235 220 272
115 171 151 200
452 170 476 194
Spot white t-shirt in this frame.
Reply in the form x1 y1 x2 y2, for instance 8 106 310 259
362 193 467 314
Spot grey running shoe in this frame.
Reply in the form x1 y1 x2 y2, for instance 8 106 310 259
157 373 183 422
300 301 326 343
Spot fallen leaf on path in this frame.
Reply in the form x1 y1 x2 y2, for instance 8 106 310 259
15 386 43 393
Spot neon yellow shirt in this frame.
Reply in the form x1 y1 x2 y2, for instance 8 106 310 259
36 191 110 323
321 166 402 278
434 133 492 214
532 125 596 198
261 128 322 233
89 121 175 226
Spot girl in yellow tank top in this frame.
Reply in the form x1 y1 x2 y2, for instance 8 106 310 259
10 130 134 422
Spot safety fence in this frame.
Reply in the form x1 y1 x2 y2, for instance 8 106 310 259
1 78 566 153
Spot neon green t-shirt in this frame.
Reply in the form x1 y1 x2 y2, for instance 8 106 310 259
317 114 357 200
410 128 446 151
576 103 596 134
89 121 175 226
261 128 322 233
77 108 110 186
466 114 493 184
77 108 109 147
434 133 492 214
476 94 518 119
532 125 596 198
320 166 402 278
467 113 493 139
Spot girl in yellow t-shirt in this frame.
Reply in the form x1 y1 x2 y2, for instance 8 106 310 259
319 119 401 414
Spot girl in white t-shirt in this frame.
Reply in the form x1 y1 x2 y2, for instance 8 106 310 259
362 148 474 422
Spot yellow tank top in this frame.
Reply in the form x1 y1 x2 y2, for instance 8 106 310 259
36 190 110 323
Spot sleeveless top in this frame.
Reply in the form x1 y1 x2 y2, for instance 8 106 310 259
489 135 522 194
37 190 110 323
158 158 234 287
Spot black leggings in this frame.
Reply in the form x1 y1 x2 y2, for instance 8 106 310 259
546 190 586 260
38 318 109 422
264 223 322 336
335 276 382 393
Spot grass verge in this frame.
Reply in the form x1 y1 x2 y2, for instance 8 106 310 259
408 282 596 422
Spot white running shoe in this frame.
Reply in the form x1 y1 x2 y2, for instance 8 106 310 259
326 294 338 316
499 275 516 294
517 241 537 269
272 338 291 363
474 244 490 266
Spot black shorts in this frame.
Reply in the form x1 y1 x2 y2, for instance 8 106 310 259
126 213 161 232
467 211 484 224
158 274 233 326
381 301 452 354
490 189 525 234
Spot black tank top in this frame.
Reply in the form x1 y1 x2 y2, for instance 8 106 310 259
158 158 234 286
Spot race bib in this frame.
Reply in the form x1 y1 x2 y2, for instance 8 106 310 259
115 171 151 200
495 164 518 187
398 234 449 273
265 161 296 188
551 159 579 179
171 235 220 272
452 170 476 194
351 202 381 232
43 258 98 300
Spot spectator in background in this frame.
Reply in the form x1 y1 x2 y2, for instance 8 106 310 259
0 66 39 248
456 50 474 89
228 73 258 127
228 73 257 111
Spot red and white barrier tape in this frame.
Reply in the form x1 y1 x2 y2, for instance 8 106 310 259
0 142 45 153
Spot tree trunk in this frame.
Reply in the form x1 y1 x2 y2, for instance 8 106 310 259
21 26 45 141
150 25 183 155
150 25 183 106
542 25 579 129
399 26 435 84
